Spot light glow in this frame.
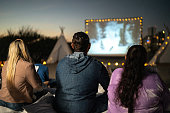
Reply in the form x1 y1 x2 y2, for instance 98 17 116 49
108 62 111 66
43 61 46 65
162 47 165 50
115 62 118 66
144 63 148 66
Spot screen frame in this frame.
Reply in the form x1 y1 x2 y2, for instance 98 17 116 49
85 17 143 56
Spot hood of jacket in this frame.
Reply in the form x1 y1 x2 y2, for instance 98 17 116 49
65 52 93 74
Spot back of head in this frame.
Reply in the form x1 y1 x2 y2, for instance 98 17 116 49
116 45 147 113
8 39 32 62
126 45 147 69
72 32 90 52
7 39 32 89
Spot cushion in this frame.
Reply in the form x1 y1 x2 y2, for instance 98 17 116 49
23 92 56 113
0 106 27 113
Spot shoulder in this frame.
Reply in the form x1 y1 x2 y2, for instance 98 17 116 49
56 57 70 71
57 57 68 65
18 59 34 69
142 72 164 90
88 57 103 66
110 68 123 85
19 59 32 65
112 68 124 75
143 71 159 82
114 68 123 72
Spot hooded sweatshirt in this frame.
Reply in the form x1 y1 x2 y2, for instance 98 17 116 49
54 52 110 113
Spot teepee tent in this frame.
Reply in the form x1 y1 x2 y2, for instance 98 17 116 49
47 27 72 64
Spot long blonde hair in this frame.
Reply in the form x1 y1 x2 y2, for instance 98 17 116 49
6 39 32 88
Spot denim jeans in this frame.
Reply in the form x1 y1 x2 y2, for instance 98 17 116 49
0 99 29 111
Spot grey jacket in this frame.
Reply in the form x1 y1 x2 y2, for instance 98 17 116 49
54 52 110 113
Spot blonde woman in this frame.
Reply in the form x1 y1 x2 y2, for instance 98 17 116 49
0 39 43 111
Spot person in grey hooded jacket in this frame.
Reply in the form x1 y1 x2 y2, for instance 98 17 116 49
54 32 110 113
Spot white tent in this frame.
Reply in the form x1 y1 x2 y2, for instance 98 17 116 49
47 30 72 64
46 28 72 78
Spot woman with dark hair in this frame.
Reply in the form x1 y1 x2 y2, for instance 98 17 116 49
107 45 170 113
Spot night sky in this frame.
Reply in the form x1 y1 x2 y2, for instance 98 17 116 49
0 0 170 42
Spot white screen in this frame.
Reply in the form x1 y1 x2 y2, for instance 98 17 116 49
86 18 142 56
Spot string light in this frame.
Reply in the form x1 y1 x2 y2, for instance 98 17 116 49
108 62 111 66
162 47 165 50
115 62 118 66
1 64 3 67
43 61 46 65
144 63 148 66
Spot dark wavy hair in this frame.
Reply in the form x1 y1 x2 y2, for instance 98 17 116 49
72 32 90 52
115 45 147 113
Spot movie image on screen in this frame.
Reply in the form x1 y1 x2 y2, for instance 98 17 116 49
85 17 142 56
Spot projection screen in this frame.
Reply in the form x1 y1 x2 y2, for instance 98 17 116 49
85 17 143 56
